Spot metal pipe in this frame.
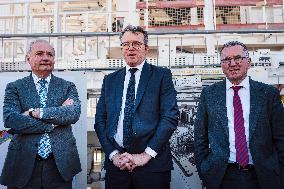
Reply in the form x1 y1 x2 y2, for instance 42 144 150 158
144 0 149 30
1 29 284 38
156 35 159 66
96 36 99 58
0 0 78 4
263 0 267 29
283 0 284 22
168 38 171 68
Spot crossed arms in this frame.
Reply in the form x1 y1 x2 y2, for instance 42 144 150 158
3 81 81 134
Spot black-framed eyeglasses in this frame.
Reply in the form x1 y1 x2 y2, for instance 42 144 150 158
121 41 145 50
221 55 247 64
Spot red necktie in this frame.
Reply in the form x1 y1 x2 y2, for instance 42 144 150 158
232 86 249 167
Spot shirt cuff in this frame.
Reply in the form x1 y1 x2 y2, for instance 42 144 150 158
145 147 157 158
109 150 119 161
39 108 43 119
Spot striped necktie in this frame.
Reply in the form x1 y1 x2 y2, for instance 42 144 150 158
232 86 249 167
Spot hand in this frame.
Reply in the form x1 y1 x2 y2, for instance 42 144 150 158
112 153 122 168
31 108 40 118
112 153 136 171
62 98 74 106
132 152 152 167
119 153 136 171
22 108 40 118
119 152 151 171
22 110 29 116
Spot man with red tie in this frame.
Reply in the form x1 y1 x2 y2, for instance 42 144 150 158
194 41 284 189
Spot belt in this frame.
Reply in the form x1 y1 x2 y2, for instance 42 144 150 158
227 162 255 171
35 153 53 161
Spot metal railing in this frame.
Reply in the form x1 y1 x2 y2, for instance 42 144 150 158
1 30 284 71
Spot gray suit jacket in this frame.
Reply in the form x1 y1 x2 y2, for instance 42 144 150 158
0 74 81 188
194 79 284 189
95 62 179 172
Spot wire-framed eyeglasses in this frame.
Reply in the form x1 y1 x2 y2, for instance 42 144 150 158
121 41 145 50
221 55 248 64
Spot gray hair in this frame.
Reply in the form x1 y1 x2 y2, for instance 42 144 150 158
220 41 249 58
119 25 148 45
27 39 55 55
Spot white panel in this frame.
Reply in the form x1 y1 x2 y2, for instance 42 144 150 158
273 6 283 23
266 7 274 23
250 7 263 23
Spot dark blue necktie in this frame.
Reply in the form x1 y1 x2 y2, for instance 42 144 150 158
123 68 138 148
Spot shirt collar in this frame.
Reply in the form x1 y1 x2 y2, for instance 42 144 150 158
32 73 51 84
226 76 249 91
126 60 145 73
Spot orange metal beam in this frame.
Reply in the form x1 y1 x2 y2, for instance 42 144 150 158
216 23 284 30
136 0 283 9
215 0 282 6
266 0 283 6
147 23 284 31
148 24 205 31
136 1 204 9
215 0 260 6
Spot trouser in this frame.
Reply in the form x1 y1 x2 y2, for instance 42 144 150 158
8 154 72 189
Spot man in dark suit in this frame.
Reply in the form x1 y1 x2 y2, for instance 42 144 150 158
0 39 81 189
94 25 179 189
194 41 284 189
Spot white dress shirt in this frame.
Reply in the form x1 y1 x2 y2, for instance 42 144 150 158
226 76 253 164
110 60 157 160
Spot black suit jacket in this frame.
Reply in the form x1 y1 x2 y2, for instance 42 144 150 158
0 74 81 188
194 79 284 189
95 62 179 172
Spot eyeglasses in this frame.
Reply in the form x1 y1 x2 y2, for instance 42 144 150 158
33 51 55 58
221 55 247 64
121 41 145 50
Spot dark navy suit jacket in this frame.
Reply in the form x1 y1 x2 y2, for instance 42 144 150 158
0 74 81 188
95 62 179 172
194 79 284 189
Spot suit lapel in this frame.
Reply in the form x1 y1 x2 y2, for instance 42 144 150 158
114 68 126 114
46 74 57 107
134 62 153 111
249 79 263 141
27 74 41 108
217 81 229 138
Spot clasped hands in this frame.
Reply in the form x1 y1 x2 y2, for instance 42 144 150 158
112 152 152 172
